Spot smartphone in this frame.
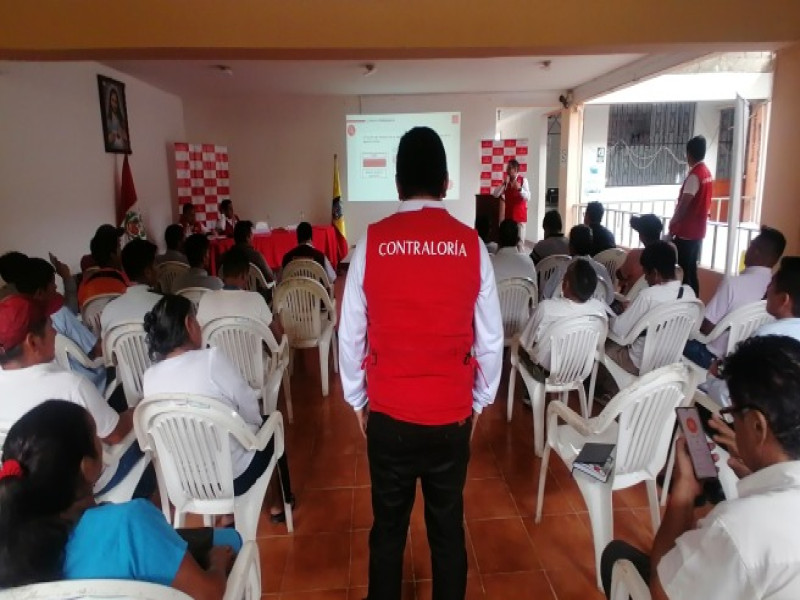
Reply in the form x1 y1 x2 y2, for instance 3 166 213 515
676 406 718 480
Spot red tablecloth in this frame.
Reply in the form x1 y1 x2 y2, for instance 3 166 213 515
209 225 339 274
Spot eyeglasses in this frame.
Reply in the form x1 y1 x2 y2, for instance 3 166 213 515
718 404 761 420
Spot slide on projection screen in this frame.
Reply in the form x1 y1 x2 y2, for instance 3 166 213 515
345 112 461 202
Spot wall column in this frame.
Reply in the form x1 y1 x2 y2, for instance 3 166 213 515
558 105 585 230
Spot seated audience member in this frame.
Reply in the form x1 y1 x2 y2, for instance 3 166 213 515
77 227 129 308
178 202 205 236
617 214 675 295
491 219 537 283
518 260 608 379
542 225 613 302
281 221 337 283
80 224 123 273
0 295 148 497
143 295 294 522
100 239 162 335
0 400 239 599
601 335 800 600
216 199 240 237
684 226 786 369
173 234 223 292
155 224 189 266
595 241 696 397
233 220 275 283
530 210 569 264
0 251 29 302
475 215 498 254
585 201 616 255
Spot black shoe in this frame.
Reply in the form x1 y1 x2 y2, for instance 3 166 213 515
270 493 296 523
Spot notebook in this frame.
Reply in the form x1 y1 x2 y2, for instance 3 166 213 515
572 442 615 483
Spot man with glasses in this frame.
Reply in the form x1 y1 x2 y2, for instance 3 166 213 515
600 335 800 599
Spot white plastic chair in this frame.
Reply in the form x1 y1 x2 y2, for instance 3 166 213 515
175 286 209 311
536 363 691 589
273 277 338 397
282 258 335 301
508 315 608 455
156 260 189 294
593 248 627 291
0 540 262 600
54 333 116 403
593 274 615 305
202 316 293 422
588 300 703 401
535 254 570 301
615 274 648 304
496 277 538 347
247 263 275 293
134 394 293 541
610 559 651 600
105 322 151 408
81 293 121 338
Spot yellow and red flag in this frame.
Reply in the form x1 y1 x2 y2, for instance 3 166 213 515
332 154 348 260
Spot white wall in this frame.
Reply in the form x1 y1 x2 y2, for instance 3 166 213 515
183 91 556 245
0 61 185 269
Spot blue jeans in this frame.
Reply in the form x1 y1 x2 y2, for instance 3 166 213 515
683 339 715 369
96 441 157 499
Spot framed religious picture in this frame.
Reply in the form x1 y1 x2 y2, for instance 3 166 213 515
97 75 131 154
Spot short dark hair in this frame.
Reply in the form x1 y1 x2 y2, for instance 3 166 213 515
754 226 786 263
569 225 593 256
396 127 448 200
498 219 519 248
220 246 250 280
0 400 99 587
183 234 209 268
567 259 598 302
722 335 800 459
297 222 313 244
233 220 254 245
89 225 121 267
219 199 232 213
164 224 184 251
143 295 194 362
120 239 157 282
773 257 800 317
181 203 194 215
686 136 707 162
508 158 520 170
640 241 677 279
15 258 55 296
474 215 490 242
542 210 563 233
585 201 604 224
0 252 29 285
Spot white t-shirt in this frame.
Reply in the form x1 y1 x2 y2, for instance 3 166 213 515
610 279 696 369
491 247 537 283
0 362 119 438
196 288 273 328
658 461 800 599
682 173 700 197
100 285 162 334
142 347 262 478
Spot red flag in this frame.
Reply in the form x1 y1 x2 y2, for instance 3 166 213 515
118 154 138 225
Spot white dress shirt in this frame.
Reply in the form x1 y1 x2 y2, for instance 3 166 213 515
704 266 772 357
519 297 608 371
142 347 263 478
100 285 162 334
543 257 613 304
338 200 504 414
610 279 696 370
0 362 119 438
491 176 531 202
658 461 800 599
196 288 273 328
174 268 224 292
491 247 537 284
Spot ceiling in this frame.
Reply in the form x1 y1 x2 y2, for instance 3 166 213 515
105 54 644 98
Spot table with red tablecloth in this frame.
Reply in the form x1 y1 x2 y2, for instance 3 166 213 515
209 225 339 275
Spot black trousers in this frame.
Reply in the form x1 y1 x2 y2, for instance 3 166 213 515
673 237 702 296
600 540 651 599
366 411 471 600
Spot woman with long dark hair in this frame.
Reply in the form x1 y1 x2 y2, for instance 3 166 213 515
0 400 236 597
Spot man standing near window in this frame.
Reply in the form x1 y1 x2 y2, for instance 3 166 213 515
668 136 712 296
492 158 531 249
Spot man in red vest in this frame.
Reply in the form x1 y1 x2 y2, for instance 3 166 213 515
492 158 531 248
339 127 504 600
668 136 712 295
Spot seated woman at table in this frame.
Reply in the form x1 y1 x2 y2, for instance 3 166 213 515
0 400 240 599
232 220 275 284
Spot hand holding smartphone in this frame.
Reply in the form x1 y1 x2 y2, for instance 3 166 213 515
676 406 718 480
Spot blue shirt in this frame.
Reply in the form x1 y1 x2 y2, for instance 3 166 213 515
51 305 106 393
64 500 187 586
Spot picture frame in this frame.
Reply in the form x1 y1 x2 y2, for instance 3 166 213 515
97 75 131 154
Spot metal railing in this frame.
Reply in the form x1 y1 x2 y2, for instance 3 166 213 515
575 199 760 273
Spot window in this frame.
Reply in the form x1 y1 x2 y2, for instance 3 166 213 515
606 103 696 187
716 108 735 180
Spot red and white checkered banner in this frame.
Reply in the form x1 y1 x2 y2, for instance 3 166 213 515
174 143 230 230
479 139 529 195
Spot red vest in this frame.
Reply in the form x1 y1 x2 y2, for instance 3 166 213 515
503 175 527 223
671 162 712 240
363 207 481 425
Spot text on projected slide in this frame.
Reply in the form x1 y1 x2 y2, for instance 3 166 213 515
345 113 461 202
